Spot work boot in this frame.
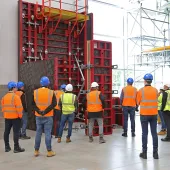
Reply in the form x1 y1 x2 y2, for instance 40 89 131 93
34 150 40 157
66 137 71 143
153 151 159 159
139 151 147 159
5 145 11 152
157 130 166 135
57 138 61 143
20 135 31 140
99 135 106 144
89 136 93 143
47 150 56 157
161 137 170 142
14 146 25 153
122 133 128 137
132 133 136 137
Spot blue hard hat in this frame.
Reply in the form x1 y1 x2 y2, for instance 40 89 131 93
60 84 66 90
143 73 153 80
7 81 17 89
127 78 134 84
17 81 24 89
40 76 50 86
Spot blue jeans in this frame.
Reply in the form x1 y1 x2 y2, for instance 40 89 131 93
58 113 74 138
21 111 28 136
35 116 53 151
122 106 135 133
158 110 167 130
140 115 158 152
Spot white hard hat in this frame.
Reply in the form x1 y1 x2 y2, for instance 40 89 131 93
165 84 170 88
65 84 73 91
91 82 99 88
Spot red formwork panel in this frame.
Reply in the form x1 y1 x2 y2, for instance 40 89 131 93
85 40 113 136
112 97 123 126
18 0 87 64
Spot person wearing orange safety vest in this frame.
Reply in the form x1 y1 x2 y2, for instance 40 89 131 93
53 84 66 138
1 81 25 153
16 81 31 140
120 78 137 137
32 76 57 157
82 82 106 144
137 73 159 160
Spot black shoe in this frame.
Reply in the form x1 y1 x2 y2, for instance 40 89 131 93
14 146 25 153
122 133 127 137
153 152 159 159
5 146 11 152
132 133 136 137
20 135 31 140
139 152 147 159
161 137 170 142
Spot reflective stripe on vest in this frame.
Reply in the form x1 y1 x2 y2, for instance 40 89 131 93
87 91 102 105
123 87 137 99
35 89 53 106
61 93 76 114
141 88 158 109
2 93 22 113
54 90 64 109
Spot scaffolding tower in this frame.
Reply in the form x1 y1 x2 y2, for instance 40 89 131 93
126 2 170 87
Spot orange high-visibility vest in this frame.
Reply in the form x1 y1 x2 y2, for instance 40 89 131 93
137 86 158 115
54 90 64 110
87 91 103 112
122 85 137 107
15 91 23 97
1 92 23 119
34 88 54 117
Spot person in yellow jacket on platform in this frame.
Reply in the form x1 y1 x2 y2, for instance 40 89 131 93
1 81 25 153
32 76 57 157
57 84 77 143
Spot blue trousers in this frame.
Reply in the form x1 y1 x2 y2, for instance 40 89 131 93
122 106 136 133
158 110 167 130
53 109 62 136
58 113 74 138
35 116 53 151
20 111 28 136
140 115 158 152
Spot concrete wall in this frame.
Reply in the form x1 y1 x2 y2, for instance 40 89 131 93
0 0 80 85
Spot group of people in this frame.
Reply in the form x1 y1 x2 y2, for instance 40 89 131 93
1 76 106 157
120 73 170 160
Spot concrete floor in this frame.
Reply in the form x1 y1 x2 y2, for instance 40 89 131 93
0 116 170 170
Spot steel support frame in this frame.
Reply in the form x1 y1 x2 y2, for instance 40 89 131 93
126 3 170 85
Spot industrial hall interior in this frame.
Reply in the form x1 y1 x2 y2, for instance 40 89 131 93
1 0 170 169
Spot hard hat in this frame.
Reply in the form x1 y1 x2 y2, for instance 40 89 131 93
127 78 134 84
60 84 66 90
17 81 24 89
91 82 99 88
40 76 50 86
7 81 17 89
165 84 170 88
65 84 73 92
143 73 153 80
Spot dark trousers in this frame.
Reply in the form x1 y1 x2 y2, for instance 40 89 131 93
122 106 135 133
4 118 21 148
163 111 170 138
140 115 158 152
53 109 62 137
